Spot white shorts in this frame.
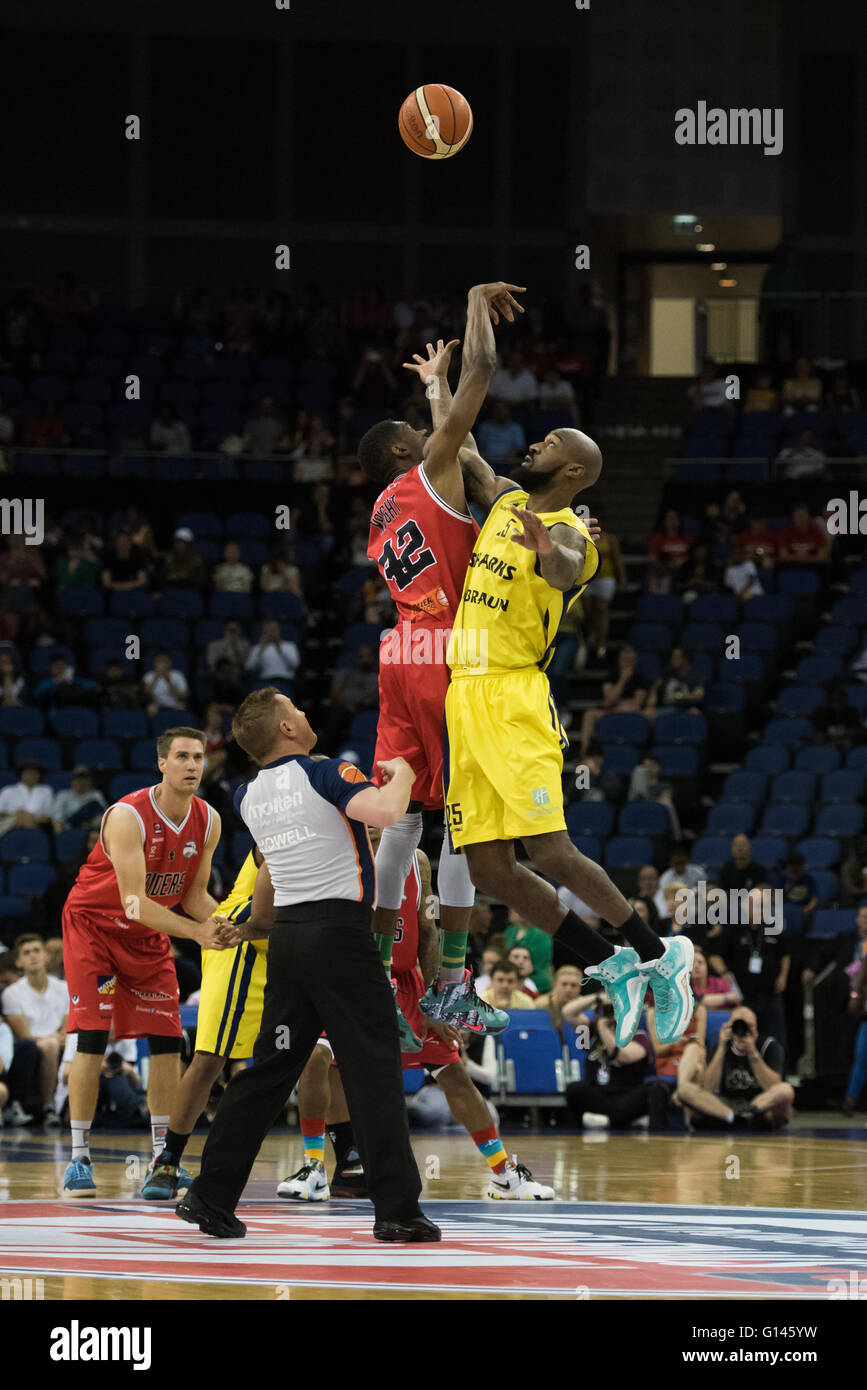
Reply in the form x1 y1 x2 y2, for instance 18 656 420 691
589 576 616 602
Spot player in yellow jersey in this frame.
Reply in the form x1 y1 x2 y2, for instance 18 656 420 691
425 427 695 1052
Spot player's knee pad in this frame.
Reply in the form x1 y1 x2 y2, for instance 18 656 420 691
373 811 423 911
437 837 476 909
77 1029 110 1055
146 1034 181 1055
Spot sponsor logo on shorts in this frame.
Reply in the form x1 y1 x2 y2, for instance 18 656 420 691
131 988 172 1002
97 976 116 995
531 787 551 807
71 994 79 1005
134 1005 175 1020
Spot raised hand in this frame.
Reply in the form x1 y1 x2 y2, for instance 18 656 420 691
468 282 526 325
509 505 553 554
402 338 461 387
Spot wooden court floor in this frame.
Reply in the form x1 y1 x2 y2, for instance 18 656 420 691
2 1119 867 1300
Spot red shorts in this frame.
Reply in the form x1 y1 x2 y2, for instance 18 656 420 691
373 651 449 810
62 905 181 1040
395 966 460 1070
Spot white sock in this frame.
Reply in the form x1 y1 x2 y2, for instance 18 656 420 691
71 1122 91 1162
151 1114 169 1161
724 1109 734 1124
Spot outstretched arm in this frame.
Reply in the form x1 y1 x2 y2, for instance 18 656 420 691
510 510 589 592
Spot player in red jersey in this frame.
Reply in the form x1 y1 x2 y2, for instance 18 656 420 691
61 726 234 1199
359 280 525 1039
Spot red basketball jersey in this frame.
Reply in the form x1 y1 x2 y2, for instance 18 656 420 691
368 463 478 627
64 784 214 941
391 853 422 974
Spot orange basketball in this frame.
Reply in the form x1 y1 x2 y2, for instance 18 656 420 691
398 84 473 160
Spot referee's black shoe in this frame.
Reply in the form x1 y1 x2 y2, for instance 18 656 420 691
176 1188 246 1239
373 1212 441 1242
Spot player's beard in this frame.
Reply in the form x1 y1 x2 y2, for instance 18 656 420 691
510 458 560 491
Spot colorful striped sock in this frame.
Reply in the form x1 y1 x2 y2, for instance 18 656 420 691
438 928 468 985
471 1123 508 1174
301 1117 326 1164
374 933 394 972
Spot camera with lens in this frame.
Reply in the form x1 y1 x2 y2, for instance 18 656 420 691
730 1018 750 1038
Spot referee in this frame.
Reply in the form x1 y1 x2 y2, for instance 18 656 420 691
177 687 439 1243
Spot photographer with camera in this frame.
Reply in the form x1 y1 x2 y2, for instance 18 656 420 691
565 991 670 1129
677 1004 794 1130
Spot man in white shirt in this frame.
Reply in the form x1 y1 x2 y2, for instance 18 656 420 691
777 429 826 480
1 934 68 1127
488 351 539 407
0 759 55 838
244 619 300 684
724 546 764 600
142 651 189 713
636 864 667 921
659 845 707 898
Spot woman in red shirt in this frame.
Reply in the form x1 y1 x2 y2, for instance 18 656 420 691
649 510 693 575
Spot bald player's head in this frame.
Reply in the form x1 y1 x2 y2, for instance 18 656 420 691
510 428 603 497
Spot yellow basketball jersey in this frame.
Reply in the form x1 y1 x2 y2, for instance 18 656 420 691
216 850 268 948
447 486 598 673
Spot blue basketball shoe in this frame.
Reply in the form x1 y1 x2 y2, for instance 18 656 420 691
582 946 647 1047
62 1157 96 1198
642 936 695 1044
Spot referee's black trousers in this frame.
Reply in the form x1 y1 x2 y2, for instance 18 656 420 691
190 900 423 1224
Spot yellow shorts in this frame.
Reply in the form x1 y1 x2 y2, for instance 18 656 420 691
443 667 567 849
196 933 269 1059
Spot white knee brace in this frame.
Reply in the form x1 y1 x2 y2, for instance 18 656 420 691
373 811 424 910
437 836 476 909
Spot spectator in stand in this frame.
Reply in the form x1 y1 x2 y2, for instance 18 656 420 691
708 888 790 1050
489 351 539 408
321 644 378 748
737 509 778 570
242 396 286 454
206 619 251 678
260 546 303 598
744 370 778 413
120 507 158 561
698 501 735 572
0 1004 38 1127
101 532 148 592
657 880 687 935
508 945 540 999
1 934 68 1128
565 993 669 1130
582 515 625 659
813 683 862 749
33 656 98 713
826 372 862 412
778 502 831 566
351 348 397 407
57 537 100 590
0 759 54 838
20 401 68 448
538 368 579 424
568 741 624 807
473 947 502 997
721 490 748 535
841 838 867 906
213 541 254 594
579 644 657 755
0 394 14 445
648 509 692 583
779 852 818 922
44 937 64 979
503 909 554 994
0 533 47 590
534 965 585 1030
286 412 336 483
99 657 143 710
677 1005 793 1131
477 401 527 463
149 405 192 455
211 656 247 707
782 356 822 412
777 428 826 480
636 864 666 923
0 593 20 644
628 755 681 836
687 358 730 411
660 844 707 897
675 543 720 599
660 647 705 711
717 834 767 894
142 650 189 714
480 960 536 1013
244 619 300 686
724 542 765 600
160 527 206 588
200 705 229 782
0 651 25 705
51 766 106 835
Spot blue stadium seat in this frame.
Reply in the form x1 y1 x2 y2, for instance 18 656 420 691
83 616 129 651
738 623 781 654
797 838 840 870
566 802 614 838
830 596 865 627
569 836 601 862
812 871 839 907
208 592 254 621
634 652 662 682
820 770 864 804
44 772 71 793
777 569 820 599
0 773 15 790
601 745 639 775
561 1020 586 1081
706 803 756 836
706 683 745 714
654 745 699 776
28 645 76 678
718 652 766 688
810 909 856 940
704 1010 731 1051
762 719 813 748
109 590 155 620
690 593 738 625
629 623 672 653
758 804 810 839
749 837 787 871
849 567 867 598
225 512 270 538
74 738 124 770
349 711 378 742
743 594 794 626
159 590 204 620
150 710 196 736
403 1069 425 1094
342 622 383 651
175 512 223 538
55 828 87 863
259 592 306 624
795 654 842 685
102 709 149 741
498 1011 563 1094
682 622 725 654
769 771 816 804
59 587 104 618
49 707 100 740
0 897 28 921
795 745 841 775
721 770 766 804
12 737 61 771
109 773 156 800
618 802 671 837
682 436 727 459
0 829 51 864
8 864 56 896
141 618 190 649
691 838 731 871
846 747 867 773
653 712 707 746
739 410 780 436
745 745 790 775
814 626 857 656
595 713 651 748
129 740 157 772
0 707 45 739
846 685 867 713
635 595 683 625
605 837 653 869
814 804 864 837
776 685 825 718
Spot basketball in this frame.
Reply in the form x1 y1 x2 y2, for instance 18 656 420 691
398 83 473 159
